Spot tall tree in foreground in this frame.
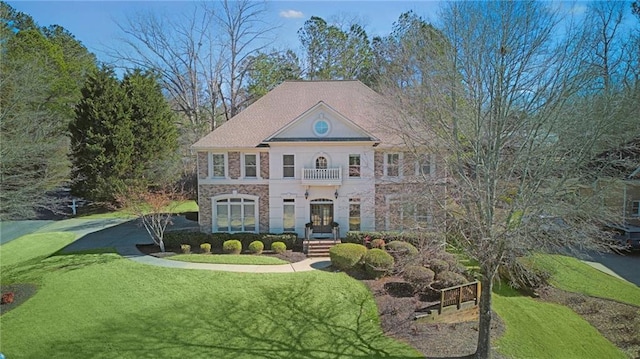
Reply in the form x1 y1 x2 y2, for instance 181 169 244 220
0 3 96 219
69 67 178 203
378 2 620 357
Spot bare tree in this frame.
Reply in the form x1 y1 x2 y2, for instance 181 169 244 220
116 187 185 253
107 1 275 171
378 2 621 358
212 0 276 120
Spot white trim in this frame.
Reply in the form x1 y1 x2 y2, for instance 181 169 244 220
313 152 332 169
312 114 331 137
282 154 296 179
241 152 260 179
211 194 260 233
348 153 361 178
209 152 228 179
383 152 403 178
632 200 640 217
414 153 436 177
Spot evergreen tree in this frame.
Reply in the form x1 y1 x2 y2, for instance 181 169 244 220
69 67 179 203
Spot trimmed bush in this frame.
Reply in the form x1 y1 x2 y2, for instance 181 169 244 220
329 243 368 271
403 265 435 292
248 241 264 255
429 259 450 274
223 240 242 254
364 248 395 278
371 238 385 249
432 271 467 289
200 243 211 254
180 244 191 254
386 241 419 257
271 241 287 254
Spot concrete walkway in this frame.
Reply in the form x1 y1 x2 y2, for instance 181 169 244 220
117 244 331 273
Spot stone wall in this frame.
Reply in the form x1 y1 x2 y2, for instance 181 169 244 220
228 152 241 179
197 152 208 179
198 184 269 233
260 152 269 179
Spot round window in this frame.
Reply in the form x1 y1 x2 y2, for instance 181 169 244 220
313 120 329 136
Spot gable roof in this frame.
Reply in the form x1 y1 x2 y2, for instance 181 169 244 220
191 80 402 149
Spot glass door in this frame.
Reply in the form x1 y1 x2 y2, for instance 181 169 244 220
310 200 333 234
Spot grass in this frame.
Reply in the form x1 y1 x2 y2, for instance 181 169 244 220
0 232 76 268
530 254 640 306
0 232 421 359
78 200 198 219
168 253 289 265
493 285 626 359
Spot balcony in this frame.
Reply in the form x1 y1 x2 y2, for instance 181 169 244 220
301 167 342 186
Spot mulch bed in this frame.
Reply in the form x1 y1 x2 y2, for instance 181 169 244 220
136 243 309 263
362 275 507 359
0 283 38 315
537 286 640 358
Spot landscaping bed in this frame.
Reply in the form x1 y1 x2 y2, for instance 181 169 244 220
136 243 308 263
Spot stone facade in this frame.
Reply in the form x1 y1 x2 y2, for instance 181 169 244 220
228 152 241 179
198 184 270 233
197 152 208 179
260 152 269 179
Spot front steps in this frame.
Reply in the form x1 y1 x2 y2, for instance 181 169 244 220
305 239 340 257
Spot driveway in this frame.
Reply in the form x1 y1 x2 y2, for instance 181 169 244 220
0 220 53 244
585 251 640 286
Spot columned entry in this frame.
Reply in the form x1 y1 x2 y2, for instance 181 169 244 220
310 199 333 234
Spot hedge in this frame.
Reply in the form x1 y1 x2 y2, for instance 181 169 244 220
345 231 439 248
329 243 368 271
164 232 297 251
363 248 395 278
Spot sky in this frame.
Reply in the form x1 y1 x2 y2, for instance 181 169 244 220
5 0 442 63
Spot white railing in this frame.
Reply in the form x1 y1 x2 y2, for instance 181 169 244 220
301 168 342 183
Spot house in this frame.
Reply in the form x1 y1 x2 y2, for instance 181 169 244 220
191 81 440 238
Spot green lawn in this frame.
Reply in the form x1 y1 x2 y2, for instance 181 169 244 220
79 200 198 219
530 254 640 306
493 285 626 359
0 232 421 359
169 253 289 265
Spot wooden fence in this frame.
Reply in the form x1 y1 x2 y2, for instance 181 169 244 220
439 281 481 314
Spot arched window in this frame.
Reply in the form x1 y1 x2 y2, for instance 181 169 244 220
315 156 328 169
212 194 259 233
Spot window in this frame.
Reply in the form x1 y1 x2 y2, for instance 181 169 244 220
386 196 432 230
211 153 225 178
316 156 328 169
244 154 257 178
313 119 330 136
416 154 433 177
214 197 257 232
385 153 400 177
349 198 361 231
283 199 295 232
349 154 361 178
283 155 295 178
633 201 640 216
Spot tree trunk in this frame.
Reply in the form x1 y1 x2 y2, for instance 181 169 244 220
475 276 494 359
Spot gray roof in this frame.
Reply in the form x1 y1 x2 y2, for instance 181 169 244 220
191 80 403 150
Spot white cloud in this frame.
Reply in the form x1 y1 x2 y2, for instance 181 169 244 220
279 10 304 19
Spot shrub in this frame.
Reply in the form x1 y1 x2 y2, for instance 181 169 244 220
403 265 436 293
223 240 242 254
329 243 368 271
429 259 450 274
200 243 211 254
271 241 287 254
386 241 419 257
432 271 467 289
1 292 15 305
371 238 385 249
248 241 264 255
180 244 191 254
364 248 395 278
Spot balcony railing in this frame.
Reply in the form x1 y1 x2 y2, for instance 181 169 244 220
301 168 342 185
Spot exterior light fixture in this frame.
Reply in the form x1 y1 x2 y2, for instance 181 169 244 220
305 190 309 199
334 189 339 199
